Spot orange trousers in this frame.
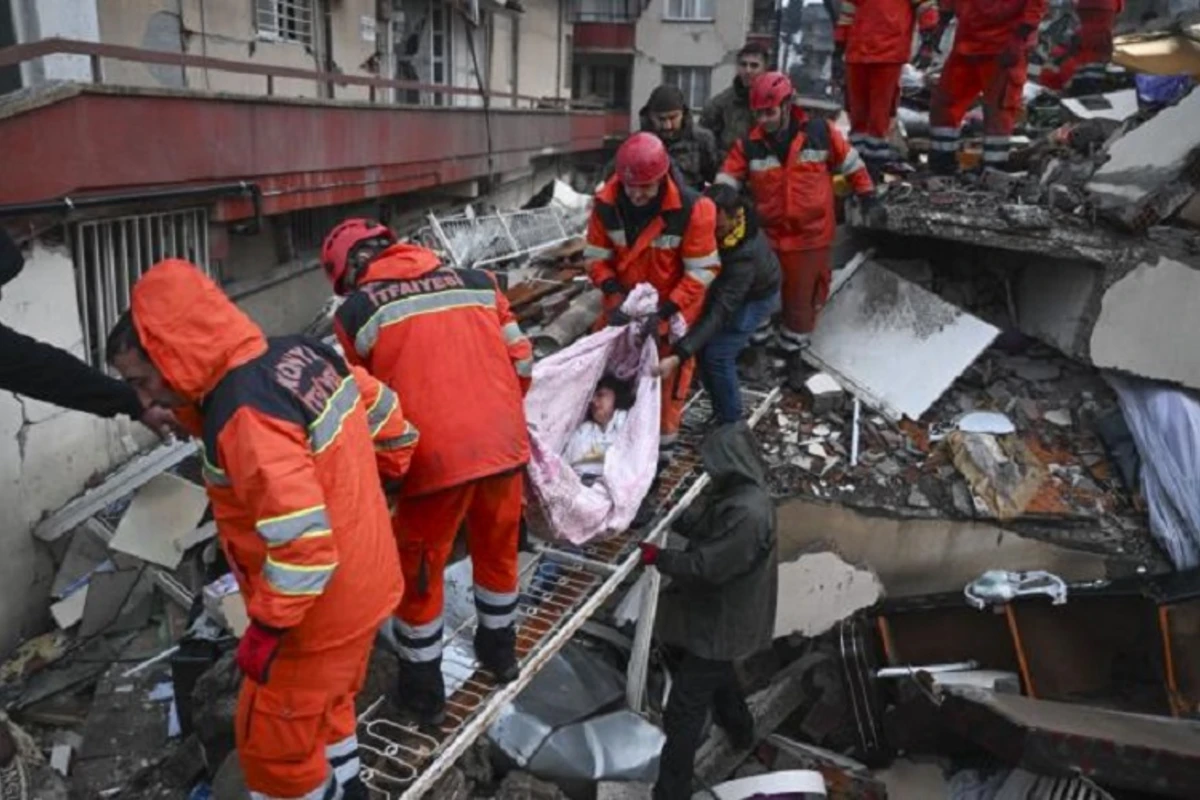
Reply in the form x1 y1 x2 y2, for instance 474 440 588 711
392 470 522 657
846 62 904 163
777 248 832 345
236 630 374 798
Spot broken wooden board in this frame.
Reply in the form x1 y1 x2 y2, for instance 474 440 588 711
940 686 1200 798
803 258 999 422
108 473 209 569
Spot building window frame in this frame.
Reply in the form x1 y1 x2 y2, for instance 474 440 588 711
254 0 317 48
662 65 711 109
663 0 715 22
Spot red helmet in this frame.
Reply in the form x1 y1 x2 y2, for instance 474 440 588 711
750 71 794 111
615 132 670 186
321 218 394 292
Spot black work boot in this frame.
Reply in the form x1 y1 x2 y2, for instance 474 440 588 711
737 346 771 386
342 776 370 800
474 625 519 684
929 148 959 176
396 658 446 729
786 351 810 393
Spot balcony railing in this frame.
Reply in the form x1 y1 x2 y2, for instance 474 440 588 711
570 0 642 24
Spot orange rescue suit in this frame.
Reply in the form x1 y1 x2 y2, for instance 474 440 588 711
585 174 720 442
130 260 413 799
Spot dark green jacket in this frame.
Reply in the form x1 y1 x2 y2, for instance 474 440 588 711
656 422 778 662
604 107 720 190
701 80 755 161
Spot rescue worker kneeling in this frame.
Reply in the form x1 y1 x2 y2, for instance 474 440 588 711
717 72 876 391
321 221 534 729
107 260 416 800
586 132 721 462
639 422 778 800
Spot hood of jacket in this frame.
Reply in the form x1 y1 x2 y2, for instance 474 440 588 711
357 242 444 284
130 259 267 403
638 104 697 142
702 421 767 489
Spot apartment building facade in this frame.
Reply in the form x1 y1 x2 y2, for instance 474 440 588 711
0 0 626 655
571 0 779 122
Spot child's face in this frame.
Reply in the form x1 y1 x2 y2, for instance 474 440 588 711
590 387 617 427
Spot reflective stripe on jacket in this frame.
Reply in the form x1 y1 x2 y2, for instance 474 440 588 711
334 243 532 498
716 106 874 252
131 260 407 653
836 0 939 63
585 174 720 324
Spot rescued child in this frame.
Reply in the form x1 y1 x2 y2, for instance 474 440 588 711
563 375 635 484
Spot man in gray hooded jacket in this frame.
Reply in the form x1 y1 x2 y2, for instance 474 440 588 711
639 421 778 800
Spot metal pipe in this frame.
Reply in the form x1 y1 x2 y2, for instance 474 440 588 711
850 397 861 467
877 661 978 678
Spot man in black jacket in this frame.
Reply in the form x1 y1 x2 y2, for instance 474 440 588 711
659 184 780 424
639 421 778 800
0 228 176 433
606 85 721 190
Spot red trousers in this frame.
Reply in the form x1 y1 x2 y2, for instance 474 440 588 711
778 248 832 344
931 51 1027 166
846 62 904 162
1047 9 1117 91
393 470 522 643
236 630 374 798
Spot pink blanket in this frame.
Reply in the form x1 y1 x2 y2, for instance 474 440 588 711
524 285 661 545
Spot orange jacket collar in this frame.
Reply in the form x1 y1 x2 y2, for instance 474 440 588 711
357 242 443 284
748 103 810 143
131 259 267 403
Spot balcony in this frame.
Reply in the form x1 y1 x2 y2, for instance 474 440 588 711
0 39 629 218
573 22 637 53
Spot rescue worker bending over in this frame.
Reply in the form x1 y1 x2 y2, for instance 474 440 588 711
586 132 721 463
929 0 1048 173
321 221 534 729
107 260 416 800
1039 0 1124 96
608 85 720 190
702 42 772 162
837 0 940 175
716 72 876 390
639 422 778 800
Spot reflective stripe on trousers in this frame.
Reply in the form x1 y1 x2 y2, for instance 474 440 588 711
250 774 341 800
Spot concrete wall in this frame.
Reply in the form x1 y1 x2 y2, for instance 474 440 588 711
0 242 144 658
516 0 571 101
93 0 379 99
631 0 748 122
16 0 101 82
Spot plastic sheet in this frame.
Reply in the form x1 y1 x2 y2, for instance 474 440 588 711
523 284 661 545
1108 374 1200 570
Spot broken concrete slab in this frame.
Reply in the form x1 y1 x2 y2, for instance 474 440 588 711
804 259 999 421
1062 90 1139 122
948 432 1047 520
774 552 883 639
1087 87 1200 231
78 568 154 638
108 473 209 570
939 685 1200 799
51 525 112 599
775 499 1114 599
803 372 845 414
49 587 88 630
873 758 949 800
597 782 653 800
1091 255 1200 392
701 771 828 799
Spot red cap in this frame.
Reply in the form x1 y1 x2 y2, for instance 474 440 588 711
320 218 394 293
615 132 670 186
750 71 794 111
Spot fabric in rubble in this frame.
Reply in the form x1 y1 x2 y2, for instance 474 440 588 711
948 432 1046 520
1108 375 1200 570
524 284 661 545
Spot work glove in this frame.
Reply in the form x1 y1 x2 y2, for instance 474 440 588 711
607 307 632 327
600 278 626 297
668 313 689 344
236 621 284 684
657 300 681 321
638 542 661 566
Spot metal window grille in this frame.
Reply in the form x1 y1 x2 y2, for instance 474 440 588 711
662 65 711 108
665 0 714 21
572 0 640 22
72 209 210 367
417 207 579 269
255 0 316 47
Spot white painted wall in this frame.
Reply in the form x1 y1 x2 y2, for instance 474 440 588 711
0 242 145 658
17 0 101 83
631 0 749 124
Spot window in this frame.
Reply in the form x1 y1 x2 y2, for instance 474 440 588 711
662 66 711 109
573 0 639 23
255 0 316 47
73 209 210 367
664 0 715 21
573 63 630 109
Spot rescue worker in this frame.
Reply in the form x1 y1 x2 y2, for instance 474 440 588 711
608 85 720 190
836 0 940 175
586 132 721 463
1039 0 1123 95
702 42 772 160
107 259 416 800
320 221 533 729
639 422 778 800
0 228 178 435
716 72 876 390
657 184 781 425
928 0 1048 173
